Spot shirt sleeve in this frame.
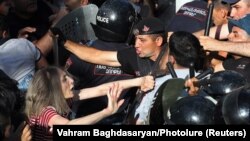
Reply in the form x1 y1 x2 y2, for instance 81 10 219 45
117 47 138 75
40 106 58 127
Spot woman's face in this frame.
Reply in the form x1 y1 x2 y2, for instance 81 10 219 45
60 70 74 99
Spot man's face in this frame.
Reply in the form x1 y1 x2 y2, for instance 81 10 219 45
12 0 37 14
134 34 160 59
230 0 250 19
228 26 250 42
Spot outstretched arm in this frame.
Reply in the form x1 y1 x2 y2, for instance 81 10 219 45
49 83 124 125
64 40 121 66
199 36 250 57
50 27 121 67
78 75 155 100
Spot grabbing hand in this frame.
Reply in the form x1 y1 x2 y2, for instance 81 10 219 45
199 36 222 51
185 77 199 96
140 75 155 92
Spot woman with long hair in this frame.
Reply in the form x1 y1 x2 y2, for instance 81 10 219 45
24 66 154 140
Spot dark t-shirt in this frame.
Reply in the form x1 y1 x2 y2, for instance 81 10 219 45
223 57 250 83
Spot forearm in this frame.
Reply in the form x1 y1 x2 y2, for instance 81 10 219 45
35 32 53 56
64 40 94 60
217 41 250 57
78 77 142 100
64 40 120 66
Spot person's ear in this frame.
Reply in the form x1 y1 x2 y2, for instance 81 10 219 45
221 9 229 19
2 30 9 38
156 36 163 46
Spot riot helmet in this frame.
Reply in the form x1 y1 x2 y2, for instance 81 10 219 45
222 87 250 124
91 0 137 42
167 95 216 125
203 70 247 100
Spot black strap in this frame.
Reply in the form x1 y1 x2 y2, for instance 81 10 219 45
215 25 222 40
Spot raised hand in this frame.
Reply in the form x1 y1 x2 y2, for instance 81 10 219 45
103 83 124 116
185 77 199 96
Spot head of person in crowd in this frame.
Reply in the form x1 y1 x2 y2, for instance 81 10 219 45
0 0 10 16
91 0 137 43
167 1 208 33
25 67 73 118
213 0 231 26
132 17 166 60
0 72 19 140
64 0 89 11
228 14 250 42
168 31 205 72
222 0 250 20
1 70 32 141
10 0 38 18
0 78 19 114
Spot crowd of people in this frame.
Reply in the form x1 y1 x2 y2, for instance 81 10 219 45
0 0 250 140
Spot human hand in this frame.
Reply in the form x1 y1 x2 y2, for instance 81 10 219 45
104 83 124 115
21 123 32 141
140 75 155 92
18 27 36 39
185 77 199 96
199 36 223 51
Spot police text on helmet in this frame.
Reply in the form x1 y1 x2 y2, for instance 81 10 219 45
97 16 109 23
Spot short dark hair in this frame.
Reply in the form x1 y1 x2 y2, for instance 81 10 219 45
214 0 230 10
169 31 205 71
